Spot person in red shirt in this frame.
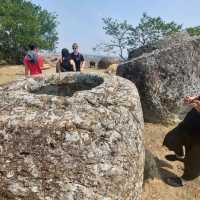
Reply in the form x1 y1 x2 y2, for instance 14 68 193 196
23 44 43 76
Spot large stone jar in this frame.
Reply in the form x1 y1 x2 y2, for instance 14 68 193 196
117 33 200 123
0 72 144 200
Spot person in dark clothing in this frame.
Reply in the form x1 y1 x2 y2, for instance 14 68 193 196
163 95 200 187
56 48 75 72
70 43 85 72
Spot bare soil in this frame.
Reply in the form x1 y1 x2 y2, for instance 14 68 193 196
143 123 200 200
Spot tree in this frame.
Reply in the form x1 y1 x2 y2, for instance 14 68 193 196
186 26 200 36
96 13 182 60
0 0 58 64
93 17 133 60
128 13 182 48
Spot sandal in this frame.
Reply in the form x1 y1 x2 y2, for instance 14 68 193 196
165 154 184 162
165 177 184 187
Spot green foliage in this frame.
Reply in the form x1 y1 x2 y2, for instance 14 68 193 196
129 13 182 48
96 13 182 59
0 0 58 64
186 26 200 36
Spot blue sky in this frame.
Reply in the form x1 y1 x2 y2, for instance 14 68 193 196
31 0 200 55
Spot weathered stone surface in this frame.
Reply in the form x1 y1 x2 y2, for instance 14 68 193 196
0 72 144 200
128 44 157 60
117 33 200 123
144 149 160 181
98 57 121 69
105 64 119 75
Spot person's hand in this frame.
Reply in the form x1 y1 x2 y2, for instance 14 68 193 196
191 100 200 112
69 59 76 71
183 96 196 104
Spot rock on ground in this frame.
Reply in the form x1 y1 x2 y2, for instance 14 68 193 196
98 57 121 69
117 33 200 123
0 72 144 200
144 149 160 181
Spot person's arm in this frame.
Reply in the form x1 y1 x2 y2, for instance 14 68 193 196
69 59 76 71
191 99 200 112
23 57 29 76
38 56 43 70
25 64 29 76
184 95 200 104
80 54 85 71
57 57 63 72
56 60 61 73
80 61 85 71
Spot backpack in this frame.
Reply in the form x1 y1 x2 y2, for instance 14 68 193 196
60 48 73 71
27 51 38 64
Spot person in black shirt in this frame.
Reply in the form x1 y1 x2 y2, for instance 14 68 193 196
163 95 200 187
70 43 85 72
56 48 75 72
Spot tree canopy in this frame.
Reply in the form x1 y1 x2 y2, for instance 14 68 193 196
186 26 200 36
95 13 183 60
128 13 182 48
0 0 58 64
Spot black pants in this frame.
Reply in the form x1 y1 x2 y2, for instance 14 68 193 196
163 108 200 180
182 144 200 180
76 67 80 72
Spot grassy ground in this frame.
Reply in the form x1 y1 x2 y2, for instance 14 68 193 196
0 63 54 85
0 65 105 85
0 65 24 85
1 65 200 199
